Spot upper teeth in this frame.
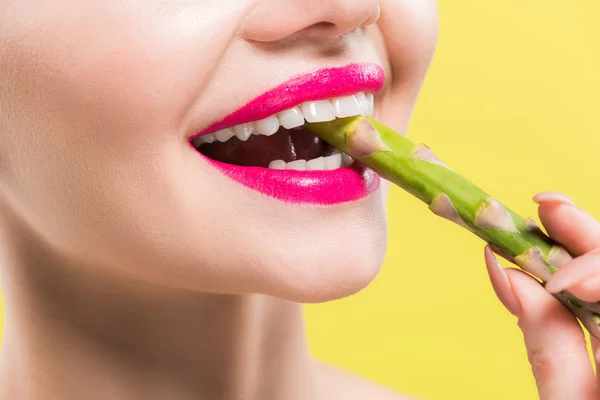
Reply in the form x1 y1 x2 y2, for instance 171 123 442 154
192 91 375 170
193 92 374 146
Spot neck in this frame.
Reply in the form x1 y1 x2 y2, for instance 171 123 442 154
0 221 316 400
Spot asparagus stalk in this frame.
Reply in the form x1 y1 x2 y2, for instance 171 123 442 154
304 116 600 338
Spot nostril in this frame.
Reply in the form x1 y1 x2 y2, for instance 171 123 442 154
296 22 351 39
242 0 380 43
312 22 336 31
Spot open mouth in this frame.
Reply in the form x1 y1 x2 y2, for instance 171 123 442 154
189 63 384 205
191 92 374 171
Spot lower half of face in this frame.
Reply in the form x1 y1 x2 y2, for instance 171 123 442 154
0 0 437 303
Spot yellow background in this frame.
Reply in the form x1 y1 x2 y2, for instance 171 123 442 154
305 1 600 399
0 1 598 400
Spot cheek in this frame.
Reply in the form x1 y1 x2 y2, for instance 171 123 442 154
24 8 233 137
0 2 243 159
0 3 248 280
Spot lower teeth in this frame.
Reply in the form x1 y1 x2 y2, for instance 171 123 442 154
268 151 353 171
194 124 352 170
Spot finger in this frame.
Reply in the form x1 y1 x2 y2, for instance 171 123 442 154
484 245 521 316
591 336 600 387
485 247 598 399
506 267 598 399
567 275 600 303
534 192 600 257
545 249 600 296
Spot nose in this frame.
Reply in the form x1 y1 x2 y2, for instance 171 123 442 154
243 0 381 42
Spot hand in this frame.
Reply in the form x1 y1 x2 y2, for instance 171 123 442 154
485 191 600 400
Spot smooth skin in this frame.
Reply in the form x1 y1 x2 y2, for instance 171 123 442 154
0 0 594 398
0 1 436 399
485 191 600 400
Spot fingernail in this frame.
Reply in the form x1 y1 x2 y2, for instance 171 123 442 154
532 191 577 207
485 246 522 317
566 274 600 303
545 252 600 293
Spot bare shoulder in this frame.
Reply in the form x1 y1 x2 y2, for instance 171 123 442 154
315 362 420 400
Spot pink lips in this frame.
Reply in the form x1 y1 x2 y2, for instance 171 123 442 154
191 62 385 205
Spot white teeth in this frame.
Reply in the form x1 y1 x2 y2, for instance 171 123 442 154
286 160 307 170
324 153 343 170
203 134 216 144
331 95 362 118
268 160 286 170
266 153 351 170
354 92 369 116
278 107 305 129
233 123 254 141
193 92 375 172
342 153 354 167
365 93 374 116
306 156 326 170
215 128 235 143
192 134 215 147
254 115 280 136
301 100 336 123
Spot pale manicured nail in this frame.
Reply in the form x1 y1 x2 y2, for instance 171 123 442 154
567 274 600 303
532 191 577 207
545 252 600 293
485 246 522 317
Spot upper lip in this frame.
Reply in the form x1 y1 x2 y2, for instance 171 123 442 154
188 62 385 142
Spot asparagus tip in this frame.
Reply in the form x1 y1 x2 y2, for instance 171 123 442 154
524 218 540 231
515 247 553 282
413 144 448 168
547 245 573 268
429 193 470 230
347 118 390 158
474 198 518 233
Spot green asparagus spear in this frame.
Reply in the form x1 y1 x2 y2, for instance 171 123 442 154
304 116 600 338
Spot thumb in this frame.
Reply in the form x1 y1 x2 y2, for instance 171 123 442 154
485 246 599 400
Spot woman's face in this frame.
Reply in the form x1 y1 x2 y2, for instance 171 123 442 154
0 0 438 302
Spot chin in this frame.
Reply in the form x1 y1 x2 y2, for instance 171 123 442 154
252 203 389 303
274 255 386 304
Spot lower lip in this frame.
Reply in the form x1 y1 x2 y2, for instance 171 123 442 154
198 152 380 205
